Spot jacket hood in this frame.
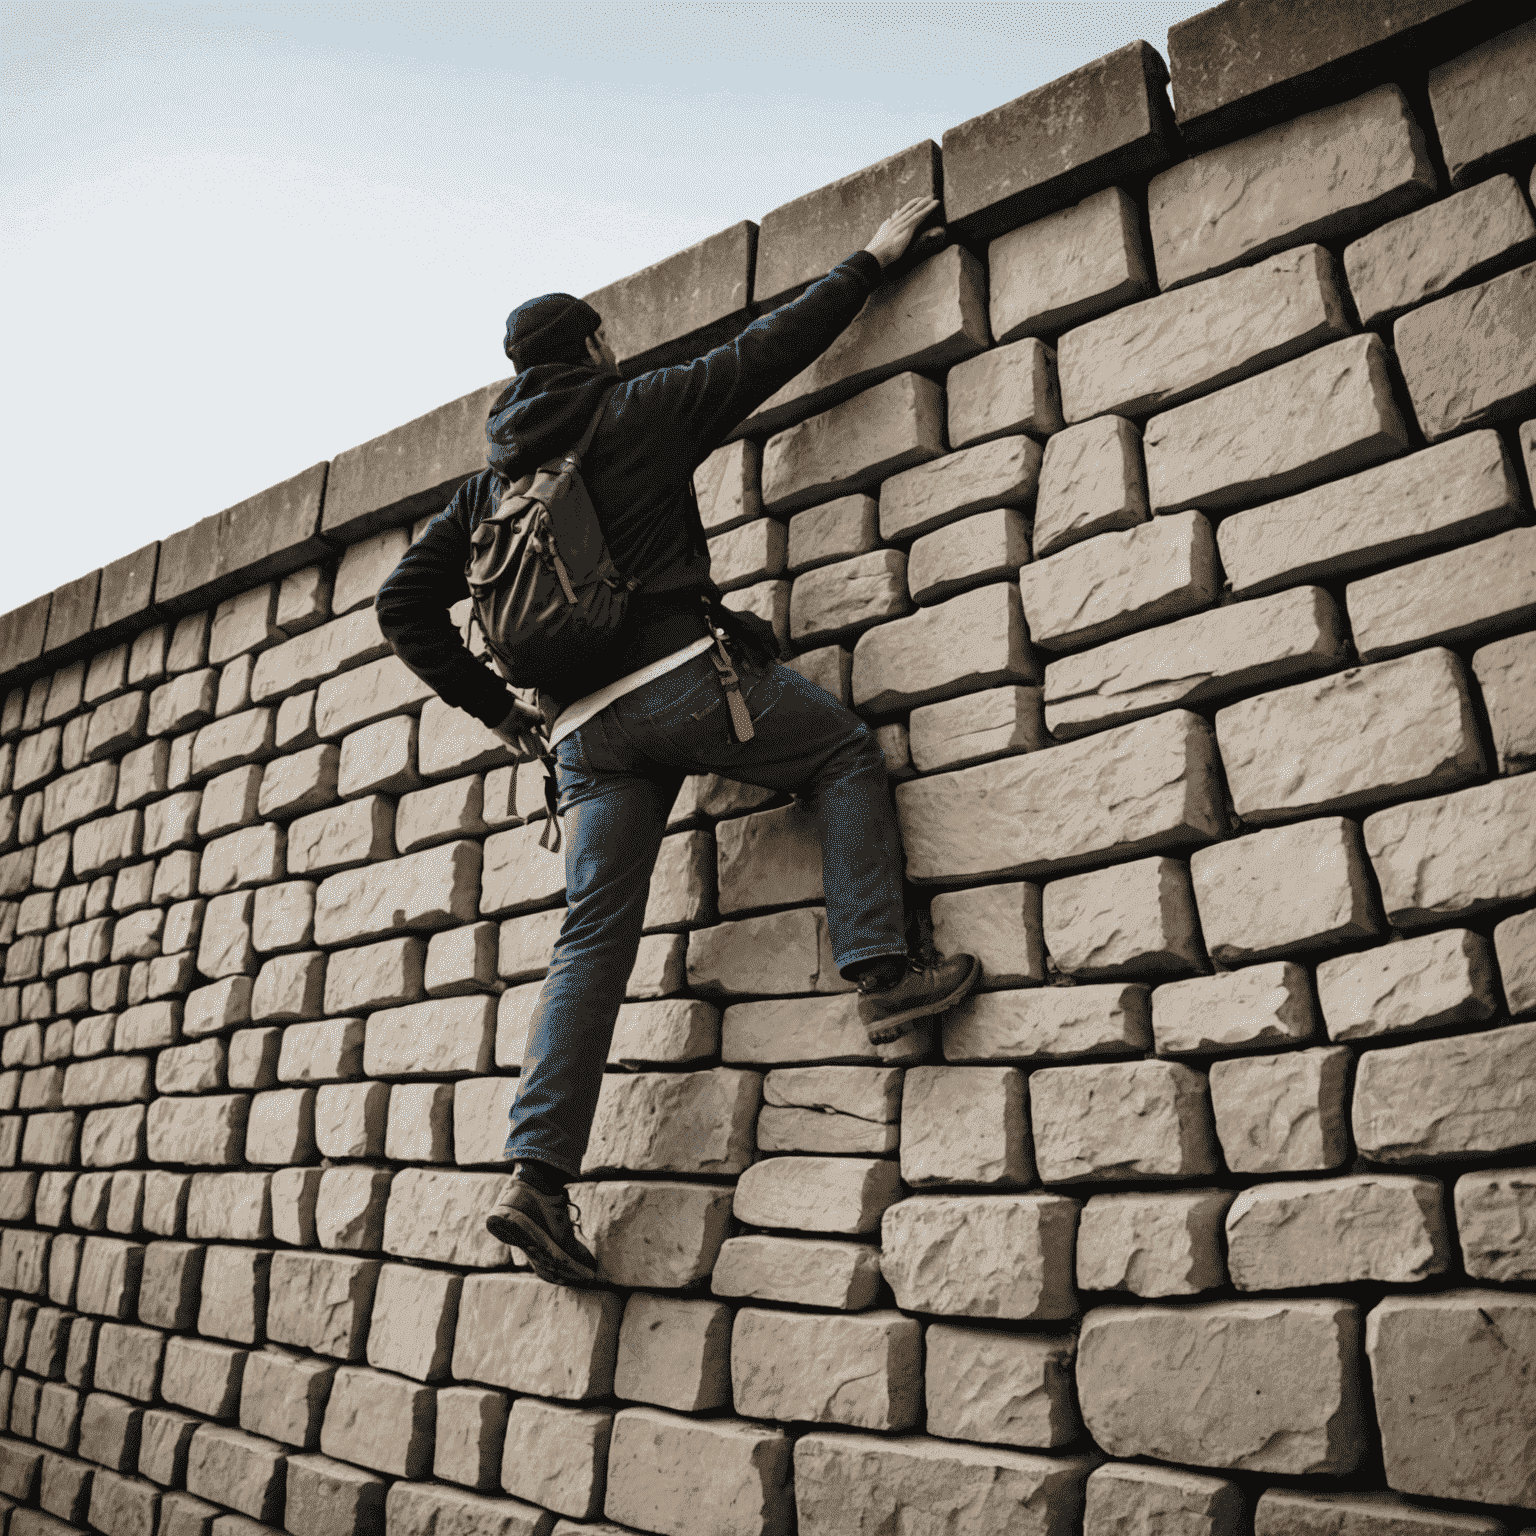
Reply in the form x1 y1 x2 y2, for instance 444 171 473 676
485 362 616 483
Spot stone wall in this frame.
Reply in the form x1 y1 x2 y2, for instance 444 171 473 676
1 6 1534 1535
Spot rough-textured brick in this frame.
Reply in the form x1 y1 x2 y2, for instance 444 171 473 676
1353 1020 1536 1163
881 1193 1078 1319
312 840 479 945
1144 334 1409 515
758 1065 900 1156
1042 857 1205 979
452 1274 620 1401
264 1252 378 1360
1210 1046 1352 1174
1030 1060 1218 1183
761 373 944 516
1149 85 1434 291
929 881 1045 990
897 710 1223 883
1032 414 1148 560
1226 1175 1449 1290
613 1294 731 1414
1364 772 1536 927
880 435 1042 544
908 510 1030 609
1366 1290 1535 1507
942 40 1173 242
1218 430 1523 600
318 1363 432 1478
946 338 1063 450
1191 818 1382 964
581 1068 759 1177
569 1179 734 1290
385 1482 552 1536
1076 1188 1232 1297
1495 907 1536 1018
694 439 763 538
145 1095 247 1165
1474 631 1536 776
788 551 910 648
924 1324 1078 1449
1317 928 1498 1043
1396 262 1536 442
1079 1299 1365 1474
989 186 1153 343
1086 1463 1243 1536
785 494 876 575
734 1154 902 1235
479 825 563 918
381 1168 517 1268
1429 18 1536 186
899 1066 1032 1186
1455 1166 1536 1282
852 583 1035 714
1153 961 1316 1057
711 1233 881 1311
795 1431 1092 1536
500 1396 613 1520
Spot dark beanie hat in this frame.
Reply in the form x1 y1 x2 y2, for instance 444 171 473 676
504 293 602 368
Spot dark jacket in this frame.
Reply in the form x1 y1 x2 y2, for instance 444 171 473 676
375 250 884 726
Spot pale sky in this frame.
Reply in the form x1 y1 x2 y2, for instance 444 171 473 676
2 1 1207 618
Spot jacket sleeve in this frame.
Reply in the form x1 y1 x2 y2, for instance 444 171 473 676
373 479 517 730
623 251 884 468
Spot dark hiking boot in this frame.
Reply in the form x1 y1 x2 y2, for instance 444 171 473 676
857 952 982 1045
486 1176 598 1287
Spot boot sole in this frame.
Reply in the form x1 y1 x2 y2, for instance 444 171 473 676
486 1208 597 1286
864 954 982 1045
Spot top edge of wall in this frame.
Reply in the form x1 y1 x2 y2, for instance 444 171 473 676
4 0 1522 696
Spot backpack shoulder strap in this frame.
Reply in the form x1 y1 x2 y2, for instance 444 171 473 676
566 385 619 468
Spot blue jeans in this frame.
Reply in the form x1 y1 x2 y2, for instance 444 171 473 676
505 650 909 1175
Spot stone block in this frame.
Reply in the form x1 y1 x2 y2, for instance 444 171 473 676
908 509 1030 609
1256 1491 1505 1536
1021 511 1216 654
580 1068 759 1177
1455 1166 1536 1282
1364 772 1536 927
1063 244 1352 427
788 550 910 648
1033 416 1148 562
322 379 505 544
925 1324 1078 1449
733 1152 901 1235
75 1237 143 1319
384 1081 455 1163
1043 857 1205 979
1085 1465 1246 1536
285 797 391 878
74 810 145 878
853 582 1036 715
1045 586 1347 739
256 746 338 823
145 1094 247 1165
185 1172 268 1243
1031 1059 1218 1183
364 1263 459 1384
1145 334 1410 516
62 1056 154 1108
722 578 790 651
314 1165 390 1250
732 1307 920 1431
497 908 562 982
138 1242 204 1331
928 882 1044 989
160 1335 244 1419
1430 18 1536 186
449 1077 516 1166
253 955 325 1027
395 773 488 854
760 373 945 517
687 908 845 999
571 1179 735 1289
479 825 562 918
285 1451 386 1536
694 439 763 538
1192 817 1383 964
785 494 877 575
899 1066 1032 1187
363 994 493 1078
1150 86 1433 292
714 800 821 914
337 715 419 799
143 792 201 857
43 762 118 837
1397 262 1536 442
184 1423 286 1524
1348 174 1536 328
382 1168 518 1268
314 1082 387 1159
1080 1298 1364 1474
1153 961 1317 1057
1076 1188 1232 1297
453 1274 621 1401
585 218 754 370
882 438 1043 548
758 1064 901 1156
795 1430 1092 1536
900 708 1223 883
1211 1046 1352 1174
1227 1174 1449 1291
614 1294 731 1414
1366 1289 1536 1506
265 1252 378 1360
944 39 1172 241
313 840 480 945
947 342 1062 457
251 881 314 954
881 1192 1078 1319
384 1482 552 1536
1474 630 1535 777
250 610 387 707
148 672 216 740
743 244 987 438
314 654 433 740
720 993 932 1067
712 1233 881 1311
433 1385 507 1491
318 1363 432 1478
500 1397 611 1520
1318 929 1498 1043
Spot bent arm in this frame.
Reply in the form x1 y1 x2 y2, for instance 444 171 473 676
374 482 518 730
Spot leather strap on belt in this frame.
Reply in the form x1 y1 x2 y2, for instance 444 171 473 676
708 633 755 743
